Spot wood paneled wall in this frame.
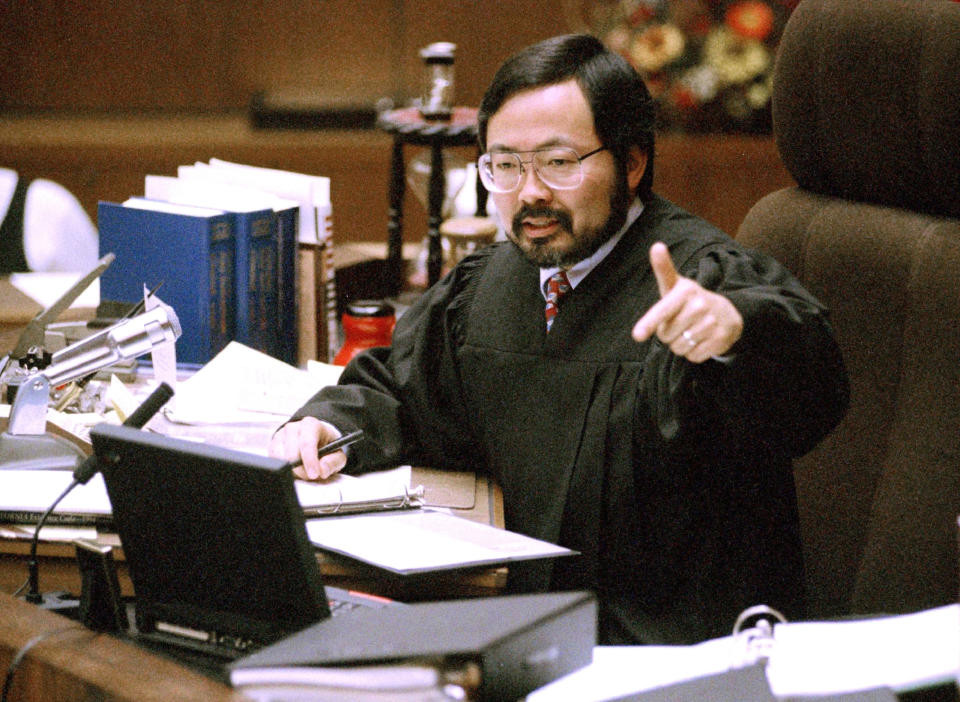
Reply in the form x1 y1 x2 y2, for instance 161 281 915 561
0 1 794 244
0 0 571 112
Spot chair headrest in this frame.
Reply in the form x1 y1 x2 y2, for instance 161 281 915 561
773 0 960 219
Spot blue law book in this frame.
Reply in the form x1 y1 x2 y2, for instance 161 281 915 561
143 175 281 361
205 158 332 363
274 202 299 365
175 164 301 366
97 199 236 364
232 205 279 358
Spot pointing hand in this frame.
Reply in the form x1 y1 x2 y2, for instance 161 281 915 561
632 242 743 362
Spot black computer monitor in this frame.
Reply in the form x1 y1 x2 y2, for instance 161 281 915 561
90 423 330 655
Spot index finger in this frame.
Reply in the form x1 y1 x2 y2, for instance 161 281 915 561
632 292 684 342
650 242 678 297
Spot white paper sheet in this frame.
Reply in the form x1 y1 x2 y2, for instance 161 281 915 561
9 272 99 309
305 509 573 574
528 605 960 701
164 341 340 425
766 604 960 696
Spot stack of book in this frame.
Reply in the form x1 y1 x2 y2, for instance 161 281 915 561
97 159 336 366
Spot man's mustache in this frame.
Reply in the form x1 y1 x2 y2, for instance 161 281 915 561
512 207 573 236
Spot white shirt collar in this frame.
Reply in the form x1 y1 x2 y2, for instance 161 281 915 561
540 197 645 297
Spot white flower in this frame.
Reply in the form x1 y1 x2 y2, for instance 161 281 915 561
629 23 686 74
680 64 721 103
702 26 771 85
746 79 771 109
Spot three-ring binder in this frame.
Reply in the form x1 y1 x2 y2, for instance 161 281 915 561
730 604 787 670
303 483 426 517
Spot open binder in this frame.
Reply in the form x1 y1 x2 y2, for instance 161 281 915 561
529 604 960 702
293 466 424 517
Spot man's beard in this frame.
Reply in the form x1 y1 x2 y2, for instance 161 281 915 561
507 175 633 269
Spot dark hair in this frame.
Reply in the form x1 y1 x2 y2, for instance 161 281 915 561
478 34 656 198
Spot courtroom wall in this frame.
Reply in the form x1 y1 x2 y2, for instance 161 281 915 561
0 0 569 113
0 1 793 242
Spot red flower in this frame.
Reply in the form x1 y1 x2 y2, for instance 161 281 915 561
725 1 775 41
686 13 714 36
670 84 699 111
628 6 655 26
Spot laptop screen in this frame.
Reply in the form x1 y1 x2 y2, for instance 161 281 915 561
90 423 330 649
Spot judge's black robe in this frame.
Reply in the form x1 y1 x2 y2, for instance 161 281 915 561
293 195 849 644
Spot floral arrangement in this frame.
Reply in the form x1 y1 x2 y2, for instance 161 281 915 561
564 0 799 133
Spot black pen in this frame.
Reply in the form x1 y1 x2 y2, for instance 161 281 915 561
290 430 364 468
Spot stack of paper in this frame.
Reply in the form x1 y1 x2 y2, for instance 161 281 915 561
163 341 341 426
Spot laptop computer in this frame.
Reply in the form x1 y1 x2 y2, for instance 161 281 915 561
89 423 396 663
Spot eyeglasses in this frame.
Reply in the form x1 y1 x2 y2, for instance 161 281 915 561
477 146 607 193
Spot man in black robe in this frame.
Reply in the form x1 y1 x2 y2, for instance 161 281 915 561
271 34 849 644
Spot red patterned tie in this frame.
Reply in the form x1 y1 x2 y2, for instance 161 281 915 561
544 271 571 332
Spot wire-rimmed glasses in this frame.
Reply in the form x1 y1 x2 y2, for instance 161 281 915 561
477 146 607 193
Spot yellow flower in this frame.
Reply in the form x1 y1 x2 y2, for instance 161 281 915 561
746 75 772 108
702 26 770 85
629 23 686 74
602 25 633 54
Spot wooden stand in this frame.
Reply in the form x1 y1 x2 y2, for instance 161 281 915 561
377 107 486 291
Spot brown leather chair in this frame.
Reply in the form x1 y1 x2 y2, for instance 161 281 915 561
737 0 960 620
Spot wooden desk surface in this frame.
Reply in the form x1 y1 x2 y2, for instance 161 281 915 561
0 591 244 701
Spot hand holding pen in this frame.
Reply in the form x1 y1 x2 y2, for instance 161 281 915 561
289 429 364 469
269 417 364 481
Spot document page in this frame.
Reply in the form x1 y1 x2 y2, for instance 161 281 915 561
0 469 111 515
765 604 960 696
305 509 573 574
165 341 340 424
528 640 739 702
0 467 418 521
9 272 100 310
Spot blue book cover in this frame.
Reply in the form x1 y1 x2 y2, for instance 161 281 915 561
97 200 236 364
232 207 279 359
142 175 285 363
275 203 299 365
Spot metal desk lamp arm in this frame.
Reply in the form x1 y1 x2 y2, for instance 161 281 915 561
6 306 181 437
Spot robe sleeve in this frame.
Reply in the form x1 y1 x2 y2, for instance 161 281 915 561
287 248 491 473
644 242 850 459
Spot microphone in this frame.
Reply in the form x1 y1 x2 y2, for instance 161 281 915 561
25 382 174 605
73 382 174 485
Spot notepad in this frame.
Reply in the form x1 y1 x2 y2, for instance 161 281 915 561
295 466 423 516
